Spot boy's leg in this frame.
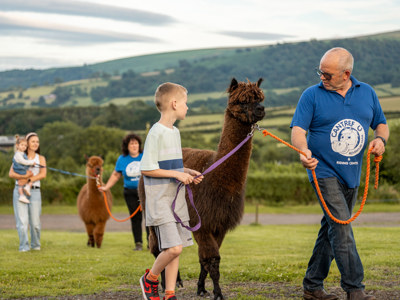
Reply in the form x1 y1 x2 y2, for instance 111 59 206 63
150 245 182 277
165 255 180 296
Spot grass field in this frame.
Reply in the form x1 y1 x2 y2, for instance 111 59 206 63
1 202 399 215
1 225 399 299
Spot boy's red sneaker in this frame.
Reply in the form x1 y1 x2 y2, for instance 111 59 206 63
140 269 160 300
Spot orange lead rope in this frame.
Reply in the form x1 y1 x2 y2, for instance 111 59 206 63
262 129 382 225
96 178 142 223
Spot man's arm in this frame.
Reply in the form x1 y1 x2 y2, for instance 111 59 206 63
291 126 319 170
369 123 389 156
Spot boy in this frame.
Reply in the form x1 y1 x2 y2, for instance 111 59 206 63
139 82 203 300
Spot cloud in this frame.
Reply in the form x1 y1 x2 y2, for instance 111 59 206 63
1 0 176 26
0 15 160 44
219 31 295 41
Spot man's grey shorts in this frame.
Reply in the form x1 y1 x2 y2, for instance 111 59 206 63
154 221 194 251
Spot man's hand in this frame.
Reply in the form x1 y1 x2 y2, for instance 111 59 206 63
369 138 385 156
299 149 319 170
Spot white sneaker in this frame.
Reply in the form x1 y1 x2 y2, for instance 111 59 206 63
23 185 31 196
18 195 30 204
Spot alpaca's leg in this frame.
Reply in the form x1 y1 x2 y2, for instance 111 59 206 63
197 261 209 297
93 221 106 248
85 223 95 247
208 256 222 300
196 233 223 299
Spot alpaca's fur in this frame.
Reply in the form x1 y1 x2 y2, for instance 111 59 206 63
139 78 265 299
77 156 112 248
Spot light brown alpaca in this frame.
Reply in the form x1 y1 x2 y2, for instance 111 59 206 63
140 78 265 299
77 156 112 248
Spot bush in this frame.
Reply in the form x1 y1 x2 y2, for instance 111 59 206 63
245 171 315 205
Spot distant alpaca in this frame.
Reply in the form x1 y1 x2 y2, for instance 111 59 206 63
140 78 265 299
77 156 112 248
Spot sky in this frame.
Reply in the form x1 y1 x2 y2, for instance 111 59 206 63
0 0 400 71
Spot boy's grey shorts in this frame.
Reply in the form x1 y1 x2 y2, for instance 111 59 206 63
154 221 194 251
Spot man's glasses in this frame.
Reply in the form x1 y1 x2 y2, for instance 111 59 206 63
315 68 333 81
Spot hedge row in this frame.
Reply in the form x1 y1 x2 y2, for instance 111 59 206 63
245 172 315 205
0 173 314 206
1 172 397 207
0 176 126 206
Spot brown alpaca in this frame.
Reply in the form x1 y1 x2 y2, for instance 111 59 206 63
77 156 112 248
139 78 265 299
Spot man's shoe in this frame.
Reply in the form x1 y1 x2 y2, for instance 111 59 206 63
163 296 177 300
304 289 338 300
347 289 376 300
140 269 160 300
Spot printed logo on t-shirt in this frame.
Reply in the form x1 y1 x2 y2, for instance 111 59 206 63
330 119 365 157
126 161 141 178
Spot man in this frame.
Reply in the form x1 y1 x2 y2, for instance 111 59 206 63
291 47 389 300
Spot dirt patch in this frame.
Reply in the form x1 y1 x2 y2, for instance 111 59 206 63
15 280 400 299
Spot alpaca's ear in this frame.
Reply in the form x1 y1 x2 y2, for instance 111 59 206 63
85 154 89 162
228 78 238 93
256 78 263 88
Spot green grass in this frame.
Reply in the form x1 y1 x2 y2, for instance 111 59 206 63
1 203 399 215
1 225 399 299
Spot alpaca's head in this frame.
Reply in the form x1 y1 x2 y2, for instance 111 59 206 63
226 78 265 124
85 155 104 177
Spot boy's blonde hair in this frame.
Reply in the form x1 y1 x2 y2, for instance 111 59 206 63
154 82 187 112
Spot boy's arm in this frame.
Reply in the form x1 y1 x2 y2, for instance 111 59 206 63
142 169 195 185
14 152 36 166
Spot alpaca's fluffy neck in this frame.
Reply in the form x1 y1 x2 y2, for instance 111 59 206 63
216 112 253 157
88 177 101 196
213 112 253 183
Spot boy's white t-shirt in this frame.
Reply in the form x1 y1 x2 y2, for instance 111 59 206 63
140 122 189 226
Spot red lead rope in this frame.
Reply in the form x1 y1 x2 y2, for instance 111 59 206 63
262 129 382 225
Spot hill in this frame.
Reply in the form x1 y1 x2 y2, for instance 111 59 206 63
0 30 400 111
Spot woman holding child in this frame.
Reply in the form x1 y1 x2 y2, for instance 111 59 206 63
9 132 47 252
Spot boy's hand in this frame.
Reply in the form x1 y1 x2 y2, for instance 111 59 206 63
187 169 203 184
176 172 194 185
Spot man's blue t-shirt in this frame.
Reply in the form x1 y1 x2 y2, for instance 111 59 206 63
290 76 386 188
115 153 143 189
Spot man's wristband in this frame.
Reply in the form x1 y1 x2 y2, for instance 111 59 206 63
375 136 386 146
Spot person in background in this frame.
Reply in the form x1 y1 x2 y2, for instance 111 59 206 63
9 132 47 252
99 133 148 251
291 47 389 300
12 135 35 204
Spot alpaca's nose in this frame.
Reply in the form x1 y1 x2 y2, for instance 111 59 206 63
95 167 101 174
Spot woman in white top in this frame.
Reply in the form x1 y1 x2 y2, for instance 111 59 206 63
9 132 47 252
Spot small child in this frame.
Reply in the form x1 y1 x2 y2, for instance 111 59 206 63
12 135 35 204
139 82 203 300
